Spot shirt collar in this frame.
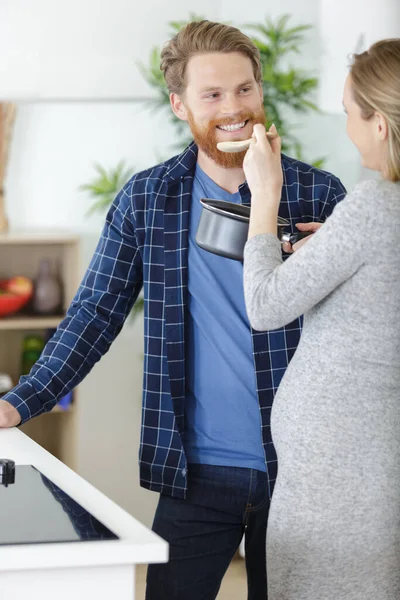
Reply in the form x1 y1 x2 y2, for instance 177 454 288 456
164 141 198 182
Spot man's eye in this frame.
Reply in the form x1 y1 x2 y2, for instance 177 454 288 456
240 87 251 93
206 93 219 99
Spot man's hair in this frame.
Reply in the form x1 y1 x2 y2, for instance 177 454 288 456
350 38 400 182
160 20 262 96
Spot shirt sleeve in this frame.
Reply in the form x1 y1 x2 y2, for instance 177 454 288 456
3 181 144 423
243 184 370 332
319 175 347 220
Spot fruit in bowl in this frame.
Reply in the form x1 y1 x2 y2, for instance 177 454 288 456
0 276 33 317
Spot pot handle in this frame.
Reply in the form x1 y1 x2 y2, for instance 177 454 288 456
281 231 312 245
290 231 312 244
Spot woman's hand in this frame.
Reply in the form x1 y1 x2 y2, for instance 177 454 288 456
282 222 323 253
244 124 283 240
243 123 283 202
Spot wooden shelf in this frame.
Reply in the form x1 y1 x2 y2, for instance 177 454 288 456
49 404 75 414
0 230 79 245
0 232 80 470
0 315 65 330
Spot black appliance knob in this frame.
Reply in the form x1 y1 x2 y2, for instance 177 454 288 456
0 458 15 486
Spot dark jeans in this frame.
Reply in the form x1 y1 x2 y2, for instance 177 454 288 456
146 464 269 600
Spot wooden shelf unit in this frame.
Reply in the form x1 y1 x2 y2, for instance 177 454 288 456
0 315 65 331
0 230 80 469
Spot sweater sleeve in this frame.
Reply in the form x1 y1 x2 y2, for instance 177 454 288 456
243 182 375 331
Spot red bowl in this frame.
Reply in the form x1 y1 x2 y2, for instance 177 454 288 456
0 284 32 318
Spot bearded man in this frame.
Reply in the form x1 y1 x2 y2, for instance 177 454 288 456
0 20 346 600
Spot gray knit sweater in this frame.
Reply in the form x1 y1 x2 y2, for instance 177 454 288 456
243 179 400 600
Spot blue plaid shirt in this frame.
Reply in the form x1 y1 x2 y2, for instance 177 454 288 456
4 142 346 499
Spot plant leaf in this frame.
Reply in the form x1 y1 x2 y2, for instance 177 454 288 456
79 161 135 216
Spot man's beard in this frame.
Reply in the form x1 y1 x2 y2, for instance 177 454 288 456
187 106 266 169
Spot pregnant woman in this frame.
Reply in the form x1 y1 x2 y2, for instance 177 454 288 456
242 39 400 599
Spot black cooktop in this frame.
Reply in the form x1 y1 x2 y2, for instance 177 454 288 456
0 461 119 546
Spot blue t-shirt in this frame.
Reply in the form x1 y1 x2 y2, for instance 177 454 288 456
184 164 266 472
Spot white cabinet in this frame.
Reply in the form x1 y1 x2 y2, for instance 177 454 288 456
0 428 168 600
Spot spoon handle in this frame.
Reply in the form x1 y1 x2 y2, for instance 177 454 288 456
217 131 277 153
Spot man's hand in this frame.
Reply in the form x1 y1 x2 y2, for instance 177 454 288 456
282 222 323 253
0 400 21 428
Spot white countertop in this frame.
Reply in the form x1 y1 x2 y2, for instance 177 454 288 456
0 428 168 572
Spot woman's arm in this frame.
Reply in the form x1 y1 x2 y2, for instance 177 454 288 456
244 124 283 240
243 187 369 331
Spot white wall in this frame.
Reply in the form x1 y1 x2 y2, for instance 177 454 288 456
6 102 178 233
0 0 219 99
1 0 370 527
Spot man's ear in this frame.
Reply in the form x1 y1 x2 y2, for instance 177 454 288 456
257 82 264 102
170 92 188 122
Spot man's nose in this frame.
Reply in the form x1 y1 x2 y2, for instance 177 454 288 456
220 94 242 115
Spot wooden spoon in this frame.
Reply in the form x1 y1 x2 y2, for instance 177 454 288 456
217 131 276 153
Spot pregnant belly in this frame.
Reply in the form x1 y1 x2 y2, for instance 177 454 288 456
270 359 400 501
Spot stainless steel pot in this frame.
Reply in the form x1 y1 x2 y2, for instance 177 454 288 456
196 198 310 262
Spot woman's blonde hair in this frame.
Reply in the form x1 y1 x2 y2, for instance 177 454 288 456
160 20 262 97
350 39 400 182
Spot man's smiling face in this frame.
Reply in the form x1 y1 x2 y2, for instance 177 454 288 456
171 52 266 168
